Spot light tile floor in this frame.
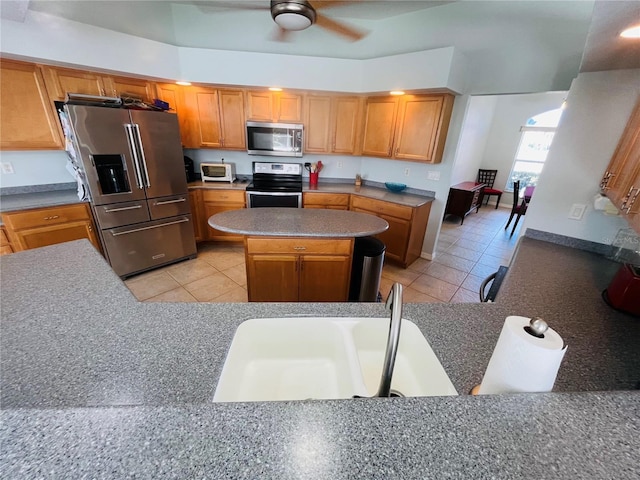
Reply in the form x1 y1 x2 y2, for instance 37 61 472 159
124 205 520 304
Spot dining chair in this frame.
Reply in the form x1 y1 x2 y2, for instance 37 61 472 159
505 180 528 237
477 169 503 209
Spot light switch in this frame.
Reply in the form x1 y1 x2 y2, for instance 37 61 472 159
427 171 440 181
1 162 15 174
568 203 587 220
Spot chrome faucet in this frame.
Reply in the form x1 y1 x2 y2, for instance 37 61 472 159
375 282 403 397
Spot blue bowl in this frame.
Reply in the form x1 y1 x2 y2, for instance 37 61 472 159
385 182 407 193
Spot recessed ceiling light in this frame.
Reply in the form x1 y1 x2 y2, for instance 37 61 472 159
620 24 640 38
176 81 191 86
390 91 405 96
269 87 283 92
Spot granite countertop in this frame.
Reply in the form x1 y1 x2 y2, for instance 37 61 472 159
208 207 389 237
1 238 639 477
0 187 82 214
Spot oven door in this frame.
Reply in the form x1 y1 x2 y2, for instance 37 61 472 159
246 191 302 208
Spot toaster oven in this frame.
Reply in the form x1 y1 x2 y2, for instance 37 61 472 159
200 162 236 183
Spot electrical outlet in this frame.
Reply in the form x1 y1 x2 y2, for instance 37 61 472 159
427 170 440 181
337 161 343 169
1 162 15 174
404 168 410 176
568 203 587 220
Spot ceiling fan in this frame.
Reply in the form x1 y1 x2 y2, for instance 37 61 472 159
206 1 368 42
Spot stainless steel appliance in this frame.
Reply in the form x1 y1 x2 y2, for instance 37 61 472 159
200 162 236 183
63 104 196 278
246 161 303 208
246 121 303 157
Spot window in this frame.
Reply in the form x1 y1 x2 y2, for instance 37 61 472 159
506 108 563 190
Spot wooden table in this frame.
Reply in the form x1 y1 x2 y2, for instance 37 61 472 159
443 182 485 225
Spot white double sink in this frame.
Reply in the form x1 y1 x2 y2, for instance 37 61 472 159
213 317 458 402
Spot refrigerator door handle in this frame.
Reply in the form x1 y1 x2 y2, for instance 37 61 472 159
110 217 190 236
133 123 151 188
124 124 145 190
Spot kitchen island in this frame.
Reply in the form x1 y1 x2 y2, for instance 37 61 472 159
209 208 388 302
1 239 639 478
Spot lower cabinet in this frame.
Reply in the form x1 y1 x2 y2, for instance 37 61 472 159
200 189 246 242
302 192 349 210
2 203 101 253
349 196 431 268
245 237 353 302
0 227 13 255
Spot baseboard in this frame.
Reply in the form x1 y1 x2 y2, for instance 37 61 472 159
420 251 434 261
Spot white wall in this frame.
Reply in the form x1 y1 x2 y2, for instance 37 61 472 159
523 69 640 245
479 92 567 206
0 151 73 188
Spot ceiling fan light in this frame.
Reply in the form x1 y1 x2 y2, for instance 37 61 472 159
274 12 313 31
620 24 640 38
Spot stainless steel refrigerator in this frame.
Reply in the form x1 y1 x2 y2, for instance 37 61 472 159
64 104 196 278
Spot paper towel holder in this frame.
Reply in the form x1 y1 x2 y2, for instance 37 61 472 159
470 316 550 395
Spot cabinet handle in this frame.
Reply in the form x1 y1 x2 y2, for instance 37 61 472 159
43 215 60 221
395 147 399 156
600 172 615 190
621 186 639 214
293 246 306 251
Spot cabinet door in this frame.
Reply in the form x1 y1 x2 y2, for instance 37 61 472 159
0 60 63 150
246 91 274 121
218 89 246 150
0 227 13 255
332 96 362 154
156 83 191 147
104 76 157 103
299 255 351 302
394 95 445 162
188 190 204 242
41 66 108 100
189 88 222 148
246 254 299 302
361 96 398 157
203 202 244 241
304 95 332 153
277 93 303 122
12 220 99 252
602 97 640 216
376 214 411 264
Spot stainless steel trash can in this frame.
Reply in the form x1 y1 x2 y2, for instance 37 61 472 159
349 236 386 302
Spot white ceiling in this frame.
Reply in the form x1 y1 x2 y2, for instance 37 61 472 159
4 1 640 71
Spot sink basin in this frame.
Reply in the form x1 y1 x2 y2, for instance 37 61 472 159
213 317 458 402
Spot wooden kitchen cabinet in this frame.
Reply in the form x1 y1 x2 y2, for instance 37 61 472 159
41 65 110 100
2 203 101 253
304 94 362 155
0 227 13 255
182 87 246 150
245 237 353 302
188 189 205 242
103 75 157 103
155 82 192 147
0 59 64 150
600 96 640 234
201 189 246 242
361 93 454 164
302 192 350 210
246 90 303 123
349 195 431 268
443 182 485 225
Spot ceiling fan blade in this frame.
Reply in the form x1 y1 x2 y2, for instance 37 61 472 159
313 1 360 10
315 12 367 41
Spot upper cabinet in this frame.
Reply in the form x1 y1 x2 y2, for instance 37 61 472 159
0 59 63 150
103 76 157 103
361 93 454 164
155 83 191 147
246 90 303 123
304 94 362 155
43 66 156 103
42 66 109 100
181 86 246 150
601 96 640 233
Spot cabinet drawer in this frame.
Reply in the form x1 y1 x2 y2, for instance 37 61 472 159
350 196 413 220
246 237 352 255
201 189 246 205
303 192 350 207
3 203 90 230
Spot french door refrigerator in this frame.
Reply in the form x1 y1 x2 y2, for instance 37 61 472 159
64 105 196 278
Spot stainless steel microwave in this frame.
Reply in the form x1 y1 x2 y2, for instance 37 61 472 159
246 121 303 157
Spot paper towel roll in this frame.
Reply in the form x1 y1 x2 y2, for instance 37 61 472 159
478 316 567 394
